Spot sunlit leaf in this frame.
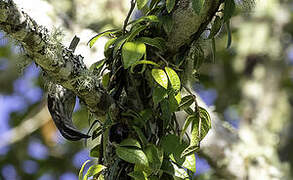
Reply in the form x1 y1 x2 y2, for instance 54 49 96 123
161 159 189 179
151 69 168 89
182 154 196 173
150 0 160 10
116 147 149 166
175 92 181 105
98 174 104 180
89 59 105 74
165 67 181 92
88 29 119 48
122 42 146 69
137 0 148 10
181 107 211 157
131 60 160 73
104 37 117 52
180 115 196 142
166 0 176 13
83 164 106 180
181 145 199 158
79 160 91 180
119 138 142 149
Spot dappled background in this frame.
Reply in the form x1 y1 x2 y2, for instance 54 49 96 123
1 0 293 179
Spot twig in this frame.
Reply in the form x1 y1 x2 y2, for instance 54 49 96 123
69 35 80 52
0 101 50 148
155 52 169 66
123 0 136 34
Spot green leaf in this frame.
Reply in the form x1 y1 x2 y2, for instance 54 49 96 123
89 59 106 75
184 107 194 115
150 0 160 10
136 37 167 51
102 72 110 88
175 92 181 105
223 0 236 22
144 144 164 171
151 69 168 89
116 147 149 166
113 35 128 58
181 145 199 158
128 171 148 180
180 115 196 142
79 160 91 180
88 29 119 48
168 91 180 113
128 15 160 26
191 0 205 14
83 164 106 180
196 107 211 143
122 42 146 69
182 154 196 173
166 0 176 13
161 134 196 172
131 60 160 73
104 37 117 52
153 86 168 106
161 159 189 179
181 107 211 157
198 107 211 139
165 67 181 92
128 25 147 42
119 138 142 149
134 163 152 176
178 95 194 111
140 109 153 122
208 16 223 39
133 126 148 146
160 99 172 128
225 20 232 48
98 174 104 180
161 134 186 156
90 144 101 158
137 0 148 10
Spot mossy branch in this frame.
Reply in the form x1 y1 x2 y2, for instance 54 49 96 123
166 0 222 52
0 0 117 118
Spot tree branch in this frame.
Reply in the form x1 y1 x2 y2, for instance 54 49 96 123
167 0 222 52
0 0 118 118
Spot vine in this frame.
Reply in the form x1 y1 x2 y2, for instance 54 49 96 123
77 0 248 179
